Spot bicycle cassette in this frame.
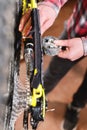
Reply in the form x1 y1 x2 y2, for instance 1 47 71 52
42 36 62 56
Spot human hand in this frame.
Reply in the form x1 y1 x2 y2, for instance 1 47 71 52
54 38 84 61
19 9 32 37
19 1 57 36
38 1 57 35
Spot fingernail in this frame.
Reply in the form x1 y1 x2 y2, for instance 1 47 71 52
19 24 22 31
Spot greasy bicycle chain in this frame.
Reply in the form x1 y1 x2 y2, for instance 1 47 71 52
23 38 34 130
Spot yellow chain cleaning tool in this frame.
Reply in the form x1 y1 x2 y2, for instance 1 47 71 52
22 0 47 129
22 0 30 14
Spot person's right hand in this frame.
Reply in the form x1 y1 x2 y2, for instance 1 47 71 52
38 2 58 35
19 1 57 36
54 38 84 61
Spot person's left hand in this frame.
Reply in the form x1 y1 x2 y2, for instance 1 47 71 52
54 38 84 61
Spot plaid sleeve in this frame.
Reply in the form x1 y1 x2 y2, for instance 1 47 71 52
66 0 87 38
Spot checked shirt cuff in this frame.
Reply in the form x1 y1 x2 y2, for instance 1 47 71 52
81 37 87 56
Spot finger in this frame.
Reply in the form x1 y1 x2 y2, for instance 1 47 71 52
40 17 48 35
22 18 32 36
41 20 48 35
19 10 31 32
58 49 70 59
41 19 52 35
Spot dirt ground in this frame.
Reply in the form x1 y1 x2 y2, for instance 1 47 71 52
15 0 87 130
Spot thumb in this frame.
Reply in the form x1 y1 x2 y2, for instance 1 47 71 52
58 49 70 59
